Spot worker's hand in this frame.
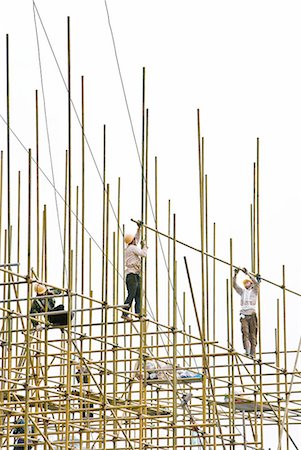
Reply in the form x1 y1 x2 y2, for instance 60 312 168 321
234 267 239 275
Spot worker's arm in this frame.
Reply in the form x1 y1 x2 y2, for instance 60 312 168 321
233 270 243 295
132 245 147 258
134 227 141 244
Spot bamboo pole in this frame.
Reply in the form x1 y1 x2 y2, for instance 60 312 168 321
0 152 3 262
168 199 171 327
17 172 21 296
65 16 72 450
24 148 32 450
35 90 40 278
81 76 85 296
172 214 177 450
62 150 68 287
103 183 110 448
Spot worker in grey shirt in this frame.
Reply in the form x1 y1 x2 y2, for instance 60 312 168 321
122 222 147 320
233 267 261 358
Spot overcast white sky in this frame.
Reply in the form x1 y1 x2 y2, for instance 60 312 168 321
1 1 301 447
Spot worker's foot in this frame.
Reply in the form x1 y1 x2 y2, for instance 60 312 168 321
121 314 132 321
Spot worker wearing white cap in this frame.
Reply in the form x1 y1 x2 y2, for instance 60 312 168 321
233 267 261 358
122 221 147 320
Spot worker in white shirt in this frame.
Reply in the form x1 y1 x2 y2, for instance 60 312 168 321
233 267 261 358
122 222 147 320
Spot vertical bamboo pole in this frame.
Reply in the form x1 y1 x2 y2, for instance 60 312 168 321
205 174 211 446
65 17 72 450
81 76 85 296
6 34 11 269
5 38 12 422
75 186 79 325
62 150 68 286
142 108 149 446
35 90 40 278
103 183 110 448
205 175 209 341
141 67 146 227
252 163 256 272
116 177 121 305
282 265 288 450
139 67 146 450
256 138 264 448
24 149 32 450
212 222 217 448
101 125 106 351
197 113 206 340
155 157 159 357
6 34 12 448
197 111 207 445
0 152 3 259
167 199 171 327
250 204 254 272
276 298 281 444
144 108 149 302
229 239 235 449
172 214 177 450
17 172 21 295
226 278 231 438
112 231 117 450
41 205 48 282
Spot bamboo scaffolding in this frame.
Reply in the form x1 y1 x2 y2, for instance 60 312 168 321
0 23 300 450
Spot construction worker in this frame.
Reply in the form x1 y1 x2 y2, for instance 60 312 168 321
122 222 147 320
233 267 261 358
31 283 73 329
12 418 34 450
30 284 56 329
75 364 94 418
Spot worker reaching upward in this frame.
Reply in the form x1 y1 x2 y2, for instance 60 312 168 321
122 221 147 320
233 267 261 358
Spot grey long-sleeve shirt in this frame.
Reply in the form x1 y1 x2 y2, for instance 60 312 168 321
233 270 259 315
125 228 147 276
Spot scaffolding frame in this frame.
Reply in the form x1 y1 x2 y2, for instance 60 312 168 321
0 14 301 450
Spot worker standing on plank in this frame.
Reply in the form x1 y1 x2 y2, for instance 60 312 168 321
233 267 261 358
122 221 147 320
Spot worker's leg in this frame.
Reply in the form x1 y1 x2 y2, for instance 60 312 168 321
123 273 138 316
240 316 251 354
249 313 258 357
134 274 141 315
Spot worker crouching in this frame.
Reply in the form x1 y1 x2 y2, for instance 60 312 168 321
31 283 74 330
233 267 261 358
122 222 147 320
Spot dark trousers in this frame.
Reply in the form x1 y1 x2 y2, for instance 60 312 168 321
124 273 141 315
240 313 257 356
48 305 74 326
